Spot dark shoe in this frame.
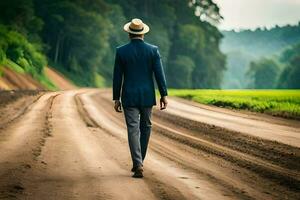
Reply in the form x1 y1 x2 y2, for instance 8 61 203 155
132 166 143 178
131 164 143 172
131 166 137 172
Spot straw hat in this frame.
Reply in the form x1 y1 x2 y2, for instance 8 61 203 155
123 18 150 35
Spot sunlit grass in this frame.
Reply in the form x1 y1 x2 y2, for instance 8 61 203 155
169 89 300 119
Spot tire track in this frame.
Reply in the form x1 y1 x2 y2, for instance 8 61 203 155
2 89 298 200
0 92 60 199
166 98 300 148
154 110 300 171
152 121 300 190
24 90 163 200
80 90 261 200
0 93 44 131
89 89 300 199
75 91 193 200
96 90 300 189
88 92 267 199
31 93 60 159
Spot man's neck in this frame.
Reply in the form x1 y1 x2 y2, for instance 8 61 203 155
131 37 144 40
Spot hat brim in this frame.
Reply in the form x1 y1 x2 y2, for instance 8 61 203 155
123 22 150 35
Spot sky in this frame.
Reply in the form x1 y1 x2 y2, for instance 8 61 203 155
213 0 300 31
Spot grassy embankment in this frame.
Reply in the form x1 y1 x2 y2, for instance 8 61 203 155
0 25 57 90
169 89 300 119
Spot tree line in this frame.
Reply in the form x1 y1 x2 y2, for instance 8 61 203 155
248 43 300 89
221 23 300 89
0 0 226 89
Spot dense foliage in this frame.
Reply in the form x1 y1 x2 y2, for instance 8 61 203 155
0 25 56 89
222 23 300 58
0 25 45 74
277 43 300 89
0 0 226 88
248 43 300 89
169 89 300 119
0 0 57 89
221 23 300 89
247 58 280 89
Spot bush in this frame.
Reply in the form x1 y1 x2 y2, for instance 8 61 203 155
0 25 46 76
0 48 6 63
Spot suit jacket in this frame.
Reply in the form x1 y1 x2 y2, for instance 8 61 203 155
113 39 168 107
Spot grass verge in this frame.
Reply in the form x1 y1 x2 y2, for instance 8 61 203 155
169 89 300 119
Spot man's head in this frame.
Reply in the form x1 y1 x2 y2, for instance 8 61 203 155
123 18 149 39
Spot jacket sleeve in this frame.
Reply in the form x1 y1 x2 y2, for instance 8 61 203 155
153 47 168 97
113 49 123 100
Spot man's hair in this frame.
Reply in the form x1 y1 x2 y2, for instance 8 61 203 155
129 33 143 38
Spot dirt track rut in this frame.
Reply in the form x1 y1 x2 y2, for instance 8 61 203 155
0 89 299 200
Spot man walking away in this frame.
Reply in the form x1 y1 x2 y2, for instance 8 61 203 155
113 18 168 178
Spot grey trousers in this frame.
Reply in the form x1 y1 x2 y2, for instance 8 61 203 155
123 106 152 167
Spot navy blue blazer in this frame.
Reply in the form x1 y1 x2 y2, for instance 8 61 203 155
113 39 168 107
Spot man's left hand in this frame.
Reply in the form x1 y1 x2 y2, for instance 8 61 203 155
160 96 168 110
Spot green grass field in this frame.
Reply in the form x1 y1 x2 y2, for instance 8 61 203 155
168 89 300 119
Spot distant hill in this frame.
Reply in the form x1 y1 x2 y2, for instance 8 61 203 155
221 22 300 89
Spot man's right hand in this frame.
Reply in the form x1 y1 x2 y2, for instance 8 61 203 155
160 96 168 110
114 100 122 113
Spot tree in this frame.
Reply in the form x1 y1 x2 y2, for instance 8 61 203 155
1 0 226 88
35 0 112 86
278 56 300 88
168 55 195 88
0 0 43 42
247 58 280 89
188 0 222 24
277 43 300 88
280 43 300 64
0 25 46 75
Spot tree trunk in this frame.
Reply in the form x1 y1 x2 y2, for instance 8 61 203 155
54 35 61 64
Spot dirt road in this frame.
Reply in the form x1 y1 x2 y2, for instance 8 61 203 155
0 89 299 200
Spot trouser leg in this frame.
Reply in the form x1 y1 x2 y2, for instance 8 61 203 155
139 107 152 161
123 107 143 167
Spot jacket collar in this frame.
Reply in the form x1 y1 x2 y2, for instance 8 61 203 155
130 38 144 42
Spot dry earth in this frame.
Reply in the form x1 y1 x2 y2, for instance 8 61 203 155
0 68 44 90
0 89 299 200
44 67 76 90
0 66 75 90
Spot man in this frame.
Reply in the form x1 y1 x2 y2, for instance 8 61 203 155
113 18 168 178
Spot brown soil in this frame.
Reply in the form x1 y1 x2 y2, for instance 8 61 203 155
0 90 43 130
0 66 76 90
0 67 44 90
44 67 76 90
0 89 299 200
